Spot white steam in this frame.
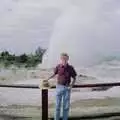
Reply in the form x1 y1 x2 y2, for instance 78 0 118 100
42 0 120 68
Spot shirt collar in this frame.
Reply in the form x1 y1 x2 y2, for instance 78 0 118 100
60 63 69 68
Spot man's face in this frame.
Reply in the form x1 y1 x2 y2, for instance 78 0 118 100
60 55 69 65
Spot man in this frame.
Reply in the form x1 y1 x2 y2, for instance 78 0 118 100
46 53 77 120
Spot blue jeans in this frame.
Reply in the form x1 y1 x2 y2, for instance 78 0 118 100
55 84 71 120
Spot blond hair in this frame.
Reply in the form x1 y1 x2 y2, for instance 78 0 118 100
60 53 69 58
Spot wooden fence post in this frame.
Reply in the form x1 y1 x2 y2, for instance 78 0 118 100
42 89 48 120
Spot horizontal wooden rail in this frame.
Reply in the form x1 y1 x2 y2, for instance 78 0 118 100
0 82 120 89
49 112 120 120
0 84 39 89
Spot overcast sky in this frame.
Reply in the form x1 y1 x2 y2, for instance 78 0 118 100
0 0 120 56
0 0 61 54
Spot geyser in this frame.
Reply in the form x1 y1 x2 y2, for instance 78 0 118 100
42 0 120 68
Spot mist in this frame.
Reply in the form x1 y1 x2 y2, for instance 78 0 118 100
42 0 120 68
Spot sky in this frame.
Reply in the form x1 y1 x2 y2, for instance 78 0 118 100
0 0 120 58
0 0 60 54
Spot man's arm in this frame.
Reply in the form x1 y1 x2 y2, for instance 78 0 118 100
70 66 77 89
46 74 56 81
70 77 76 88
46 65 58 81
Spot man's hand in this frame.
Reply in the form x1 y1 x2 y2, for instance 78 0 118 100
44 79 49 81
68 84 73 91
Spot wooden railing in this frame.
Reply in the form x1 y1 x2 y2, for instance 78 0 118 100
0 82 120 120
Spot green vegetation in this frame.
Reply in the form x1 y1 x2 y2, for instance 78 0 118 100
0 47 46 68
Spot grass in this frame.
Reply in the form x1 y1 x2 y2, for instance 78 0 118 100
0 77 6 81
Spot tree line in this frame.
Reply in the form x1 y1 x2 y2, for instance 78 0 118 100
0 47 46 68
